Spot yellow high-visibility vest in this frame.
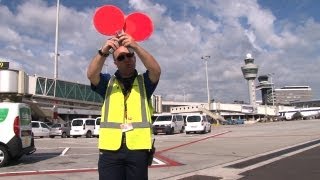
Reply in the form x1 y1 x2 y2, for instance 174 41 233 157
99 74 153 150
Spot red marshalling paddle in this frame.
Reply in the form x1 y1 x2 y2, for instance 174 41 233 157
93 5 125 36
124 12 154 42
93 5 154 53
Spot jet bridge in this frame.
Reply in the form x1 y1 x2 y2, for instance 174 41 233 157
170 104 226 124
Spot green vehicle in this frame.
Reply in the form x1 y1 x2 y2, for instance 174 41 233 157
0 102 36 167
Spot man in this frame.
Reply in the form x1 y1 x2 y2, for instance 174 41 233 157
87 33 161 180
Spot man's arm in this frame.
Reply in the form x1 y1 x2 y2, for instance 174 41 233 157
87 37 120 86
134 46 161 84
119 33 161 84
87 53 106 86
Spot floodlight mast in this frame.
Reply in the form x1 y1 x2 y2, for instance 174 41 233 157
54 0 60 81
201 55 211 110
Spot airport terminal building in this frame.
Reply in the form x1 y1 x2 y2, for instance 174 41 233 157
0 65 318 123
274 86 312 105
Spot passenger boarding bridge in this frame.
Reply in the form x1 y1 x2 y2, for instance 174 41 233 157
0 69 103 122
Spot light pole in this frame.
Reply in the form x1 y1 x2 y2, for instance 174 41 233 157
53 0 60 98
182 86 186 102
54 0 60 80
201 55 211 109
268 73 275 106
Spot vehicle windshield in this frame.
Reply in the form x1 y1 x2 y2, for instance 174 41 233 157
155 116 172 122
187 116 201 122
72 120 83 126
52 124 62 128
31 122 39 128
96 118 101 125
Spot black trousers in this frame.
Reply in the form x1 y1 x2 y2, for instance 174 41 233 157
98 144 149 180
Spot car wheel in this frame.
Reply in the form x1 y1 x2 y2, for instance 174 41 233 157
180 126 185 133
61 132 67 138
86 131 92 138
170 127 174 135
0 145 9 167
166 128 173 135
201 127 206 134
50 135 55 138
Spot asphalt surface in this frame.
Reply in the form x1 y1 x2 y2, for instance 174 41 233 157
239 145 320 180
0 119 320 180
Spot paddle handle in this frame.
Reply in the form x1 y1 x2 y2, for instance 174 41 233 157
109 48 114 54
108 30 122 54
108 30 134 54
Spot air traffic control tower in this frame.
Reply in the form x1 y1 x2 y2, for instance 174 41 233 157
241 53 259 108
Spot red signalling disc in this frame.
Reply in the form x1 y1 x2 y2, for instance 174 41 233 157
93 5 125 35
124 12 154 41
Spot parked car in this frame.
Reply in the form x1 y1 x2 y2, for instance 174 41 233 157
225 119 236 125
151 114 160 124
93 117 100 138
70 118 95 138
152 114 184 135
49 122 71 138
235 118 245 124
185 114 211 134
220 119 228 125
0 102 36 167
44 122 54 127
31 121 51 138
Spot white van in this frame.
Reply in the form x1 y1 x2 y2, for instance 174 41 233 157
185 114 212 134
152 114 184 135
70 118 95 138
31 121 51 138
0 102 36 167
93 117 100 138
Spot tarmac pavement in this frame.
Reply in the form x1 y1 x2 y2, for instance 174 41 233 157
1 119 320 180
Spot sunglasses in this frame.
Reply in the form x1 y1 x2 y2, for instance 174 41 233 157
116 52 135 62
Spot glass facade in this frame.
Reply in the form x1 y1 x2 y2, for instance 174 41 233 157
35 77 103 103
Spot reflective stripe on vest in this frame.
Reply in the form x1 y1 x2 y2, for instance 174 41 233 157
100 75 151 129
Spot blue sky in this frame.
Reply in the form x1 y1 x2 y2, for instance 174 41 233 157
0 0 320 103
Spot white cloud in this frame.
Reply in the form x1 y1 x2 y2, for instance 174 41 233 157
1 0 320 103
0 26 21 43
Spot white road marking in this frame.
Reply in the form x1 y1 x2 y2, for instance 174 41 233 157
152 158 166 166
60 147 70 156
0 168 97 176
